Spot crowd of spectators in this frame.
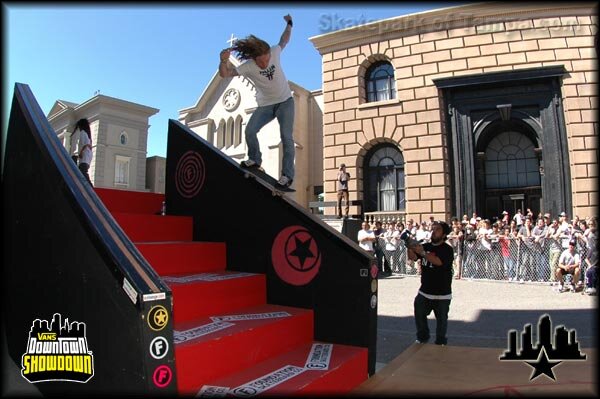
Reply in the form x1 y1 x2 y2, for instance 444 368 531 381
358 209 597 295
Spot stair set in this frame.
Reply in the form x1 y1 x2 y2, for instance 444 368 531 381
3 84 375 396
95 187 368 396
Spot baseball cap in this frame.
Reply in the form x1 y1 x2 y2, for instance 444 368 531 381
502 211 508 215
559 212 567 217
569 239 577 246
339 163 346 169
432 220 451 235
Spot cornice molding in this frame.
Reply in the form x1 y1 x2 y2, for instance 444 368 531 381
309 2 597 54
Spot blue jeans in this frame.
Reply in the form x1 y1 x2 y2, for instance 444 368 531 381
245 97 295 180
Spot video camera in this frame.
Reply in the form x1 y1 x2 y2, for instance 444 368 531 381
399 230 421 249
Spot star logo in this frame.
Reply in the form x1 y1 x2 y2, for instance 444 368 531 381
147 305 169 331
271 225 321 286
287 235 317 271
526 347 561 381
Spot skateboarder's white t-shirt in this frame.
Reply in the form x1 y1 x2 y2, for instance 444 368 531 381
235 45 292 107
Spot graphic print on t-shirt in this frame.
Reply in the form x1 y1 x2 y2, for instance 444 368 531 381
259 65 276 80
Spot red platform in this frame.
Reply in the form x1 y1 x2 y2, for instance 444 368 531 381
96 187 369 396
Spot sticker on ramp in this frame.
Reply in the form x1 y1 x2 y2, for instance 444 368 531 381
210 311 291 322
231 365 306 397
197 385 230 397
304 343 333 370
173 321 234 343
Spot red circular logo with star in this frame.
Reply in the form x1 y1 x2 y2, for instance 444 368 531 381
271 225 321 286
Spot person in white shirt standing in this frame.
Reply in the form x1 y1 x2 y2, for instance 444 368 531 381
218 14 295 189
358 222 376 253
73 118 93 186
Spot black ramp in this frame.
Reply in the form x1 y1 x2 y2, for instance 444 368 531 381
165 119 378 375
3 83 177 395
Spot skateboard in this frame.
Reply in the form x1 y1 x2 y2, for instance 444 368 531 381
240 164 295 196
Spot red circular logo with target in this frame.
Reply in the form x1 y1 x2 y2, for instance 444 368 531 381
175 151 206 199
271 225 321 286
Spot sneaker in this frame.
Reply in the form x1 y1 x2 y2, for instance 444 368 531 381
277 175 293 187
241 159 260 169
585 287 597 295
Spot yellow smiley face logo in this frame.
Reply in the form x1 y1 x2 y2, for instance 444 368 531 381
147 305 168 331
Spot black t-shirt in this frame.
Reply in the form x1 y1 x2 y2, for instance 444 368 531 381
419 241 454 296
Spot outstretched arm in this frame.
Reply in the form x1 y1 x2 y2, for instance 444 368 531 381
279 14 292 50
218 48 239 78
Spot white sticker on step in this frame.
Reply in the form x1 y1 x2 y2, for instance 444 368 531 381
210 311 291 322
162 272 255 284
196 385 230 397
304 343 333 370
173 321 234 343
231 365 306 397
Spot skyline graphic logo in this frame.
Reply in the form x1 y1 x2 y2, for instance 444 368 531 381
499 314 586 381
21 313 94 383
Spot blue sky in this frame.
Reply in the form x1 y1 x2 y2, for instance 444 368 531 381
4 2 462 158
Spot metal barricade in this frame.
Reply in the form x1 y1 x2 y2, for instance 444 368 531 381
374 235 589 284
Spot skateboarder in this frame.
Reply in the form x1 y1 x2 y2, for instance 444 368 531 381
218 14 295 189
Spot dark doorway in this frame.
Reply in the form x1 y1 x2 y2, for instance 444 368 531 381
434 66 571 220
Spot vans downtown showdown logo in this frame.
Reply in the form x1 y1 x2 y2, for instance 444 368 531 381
21 313 94 383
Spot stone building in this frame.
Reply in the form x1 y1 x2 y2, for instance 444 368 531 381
178 56 324 208
49 94 159 192
310 2 598 222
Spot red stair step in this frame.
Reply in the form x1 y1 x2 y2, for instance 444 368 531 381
164 271 267 324
174 304 314 394
95 187 164 215
136 241 226 275
111 212 193 242
195 342 368 396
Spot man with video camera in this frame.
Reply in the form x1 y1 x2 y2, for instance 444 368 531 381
406 220 454 345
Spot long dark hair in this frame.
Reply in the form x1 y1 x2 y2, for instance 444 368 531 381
73 118 91 142
231 35 270 61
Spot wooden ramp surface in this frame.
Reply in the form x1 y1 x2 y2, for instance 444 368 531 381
353 344 596 396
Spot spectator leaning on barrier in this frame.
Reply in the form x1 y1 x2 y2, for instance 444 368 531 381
358 222 376 254
583 221 597 295
489 222 504 279
557 212 572 249
373 221 386 275
448 223 463 278
517 217 535 282
383 221 400 274
501 227 518 281
532 218 549 281
546 219 562 283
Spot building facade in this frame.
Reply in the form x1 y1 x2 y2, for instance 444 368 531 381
178 57 324 208
49 95 160 192
310 2 598 222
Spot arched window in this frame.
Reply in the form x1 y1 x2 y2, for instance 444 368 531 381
364 145 405 212
216 120 225 149
234 116 243 147
366 61 396 103
226 117 234 148
119 131 128 145
485 131 540 188
207 120 215 145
